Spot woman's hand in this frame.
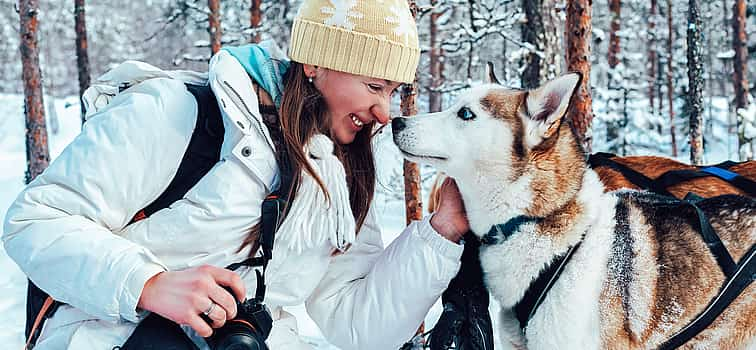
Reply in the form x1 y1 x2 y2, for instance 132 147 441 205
137 265 246 337
430 177 469 243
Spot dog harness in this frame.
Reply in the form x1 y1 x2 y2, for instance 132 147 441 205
588 152 756 198
480 216 586 330
480 193 756 349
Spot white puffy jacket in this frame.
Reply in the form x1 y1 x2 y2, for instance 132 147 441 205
3 50 463 350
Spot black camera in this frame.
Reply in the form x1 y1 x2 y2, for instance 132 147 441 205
206 292 273 350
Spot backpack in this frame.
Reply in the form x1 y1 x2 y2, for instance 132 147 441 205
25 62 287 349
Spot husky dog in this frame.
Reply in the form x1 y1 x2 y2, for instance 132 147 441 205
392 74 755 349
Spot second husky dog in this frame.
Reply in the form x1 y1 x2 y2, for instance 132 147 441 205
393 74 755 349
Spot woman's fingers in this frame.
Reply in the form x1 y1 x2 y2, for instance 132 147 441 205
208 284 238 320
199 297 228 328
186 312 214 337
137 265 247 334
202 265 246 302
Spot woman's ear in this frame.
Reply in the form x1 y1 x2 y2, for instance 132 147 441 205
303 64 317 78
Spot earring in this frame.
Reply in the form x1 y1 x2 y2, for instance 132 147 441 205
308 76 314 83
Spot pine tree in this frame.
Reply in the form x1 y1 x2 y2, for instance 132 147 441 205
429 0 444 113
19 0 50 184
208 0 221 55
666 0 678 156
250 0 262 43
733 0 752 159
648 0 658 117
606 0 623 153
540 0 562 82
75 0 91 125
522 0 544 89
403 0 422 224
687 0 704 164
565 0 594 152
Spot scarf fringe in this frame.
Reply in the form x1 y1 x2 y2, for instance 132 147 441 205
275 135 356 253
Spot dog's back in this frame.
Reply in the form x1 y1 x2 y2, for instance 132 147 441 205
593 155 755 198
600 192 755 349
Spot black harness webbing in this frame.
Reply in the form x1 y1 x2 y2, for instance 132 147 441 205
659 243 756 350
679 193 737 277
587 152 755 198
480 216 586 330
588 152 672 196
655 164 756 198
480 194 754 349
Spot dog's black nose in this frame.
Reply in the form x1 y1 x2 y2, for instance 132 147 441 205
392 118 406 133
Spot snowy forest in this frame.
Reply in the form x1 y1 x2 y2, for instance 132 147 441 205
1 0 755 349
3 0 755 165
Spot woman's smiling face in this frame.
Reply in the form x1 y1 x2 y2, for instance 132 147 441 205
306 65 401 144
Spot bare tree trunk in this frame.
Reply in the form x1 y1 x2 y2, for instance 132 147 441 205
733 0 752 159
403 0 422 225
466 0 477 81
250 0 262 43
666 0 678 157
541 0 562 81
208 0 222 55
75 0 90 126
607 0 622 153
687 0 704 165
522 0 543 89
19 0 50 184
608 0 621 69
565 0 594 152
429 0 443 113
403 0 423 338
522 0 562 89
648 0 657 116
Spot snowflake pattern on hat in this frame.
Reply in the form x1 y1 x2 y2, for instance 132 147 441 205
321 0 364 31
386 3 415 45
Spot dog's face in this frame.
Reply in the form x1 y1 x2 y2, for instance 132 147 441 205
392 74 582 183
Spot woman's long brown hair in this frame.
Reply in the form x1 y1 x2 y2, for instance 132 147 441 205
239 62 376 255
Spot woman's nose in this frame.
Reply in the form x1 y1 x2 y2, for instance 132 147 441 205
371 98 391 125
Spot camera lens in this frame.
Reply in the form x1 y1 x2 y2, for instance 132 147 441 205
214 333 266 350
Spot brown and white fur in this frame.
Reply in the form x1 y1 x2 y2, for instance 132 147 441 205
392 74 756 349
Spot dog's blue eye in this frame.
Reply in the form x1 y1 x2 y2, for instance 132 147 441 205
458 107 476 121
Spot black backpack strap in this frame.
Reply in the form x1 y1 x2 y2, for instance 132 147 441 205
587 153 673 197
658 243 755 349
24 83 224 349
141 84 224 217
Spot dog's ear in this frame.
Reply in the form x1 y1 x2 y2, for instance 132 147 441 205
523 73 581 148
485 62 500 85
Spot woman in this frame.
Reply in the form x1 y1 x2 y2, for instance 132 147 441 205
3 1 468 349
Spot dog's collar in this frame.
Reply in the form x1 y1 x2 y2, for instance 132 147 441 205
480 215 542 245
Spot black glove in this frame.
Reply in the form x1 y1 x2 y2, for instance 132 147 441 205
428 232 494 350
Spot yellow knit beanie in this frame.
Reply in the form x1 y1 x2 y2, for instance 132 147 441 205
289 0 420 84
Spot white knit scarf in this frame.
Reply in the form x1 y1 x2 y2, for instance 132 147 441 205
273 134 356 253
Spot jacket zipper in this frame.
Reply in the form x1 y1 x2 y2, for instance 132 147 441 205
220 80 274 152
